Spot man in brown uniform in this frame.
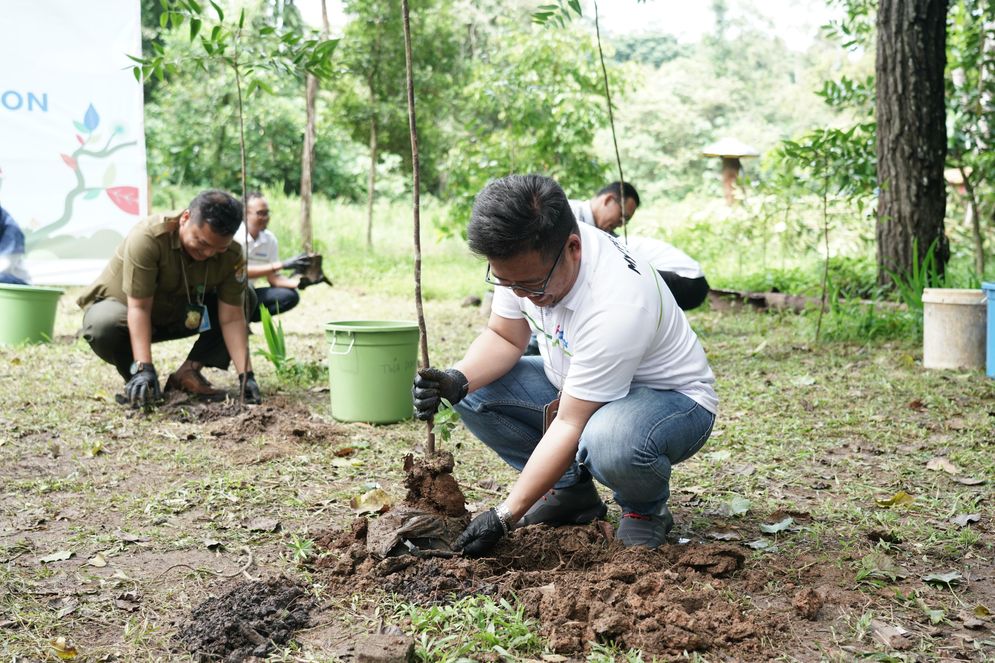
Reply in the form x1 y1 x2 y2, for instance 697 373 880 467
77 189 262 407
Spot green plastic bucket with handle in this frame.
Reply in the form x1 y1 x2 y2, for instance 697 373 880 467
0 283 64 346
325 320 419 424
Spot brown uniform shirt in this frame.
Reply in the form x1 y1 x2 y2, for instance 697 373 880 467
77 212 246 327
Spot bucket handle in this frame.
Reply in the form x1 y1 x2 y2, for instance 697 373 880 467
328 331 356 356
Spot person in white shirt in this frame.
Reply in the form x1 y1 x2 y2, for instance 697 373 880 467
413 175 717 555
570 181 710 311
234 192 312 322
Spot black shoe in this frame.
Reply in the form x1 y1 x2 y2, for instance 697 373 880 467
616 506 673 548
519 479 608 527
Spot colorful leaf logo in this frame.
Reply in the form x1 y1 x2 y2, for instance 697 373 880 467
60 154 78 170
106 186 139 215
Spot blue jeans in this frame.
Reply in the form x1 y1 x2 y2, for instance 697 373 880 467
455 356 715 516
0 272 28 285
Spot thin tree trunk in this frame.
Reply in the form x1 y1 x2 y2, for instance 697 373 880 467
960 165 985 277
875 0 949 286
366 111 378 249
401 0 435 453
299 0 328 254
300 72 317 254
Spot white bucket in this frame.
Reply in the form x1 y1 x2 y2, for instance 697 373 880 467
922 288 987 370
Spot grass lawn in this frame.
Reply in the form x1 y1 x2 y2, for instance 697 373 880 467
2 203 994 661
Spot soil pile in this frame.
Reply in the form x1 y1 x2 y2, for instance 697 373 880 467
176 577 313 662
313 520 787 658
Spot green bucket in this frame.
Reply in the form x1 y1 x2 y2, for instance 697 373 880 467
324 320 419 424
0 283 64 346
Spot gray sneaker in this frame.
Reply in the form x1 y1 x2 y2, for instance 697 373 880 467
616 506 674 548
518 479 608 527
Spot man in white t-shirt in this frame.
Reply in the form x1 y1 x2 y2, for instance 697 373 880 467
413 175 717 556
570 181 710 311
235 192 314 322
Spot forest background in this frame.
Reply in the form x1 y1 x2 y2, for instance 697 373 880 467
139 0 995 340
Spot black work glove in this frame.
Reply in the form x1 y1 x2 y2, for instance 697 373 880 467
124 365 161 408
412 367 469 421
281 253 311 272
453 509 506 557
239 371 262 404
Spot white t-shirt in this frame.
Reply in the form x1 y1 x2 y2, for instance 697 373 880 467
569 199 704 278
234 225 279 284
491 223 718 413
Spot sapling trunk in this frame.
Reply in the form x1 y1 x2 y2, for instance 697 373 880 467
593 0 627 242
401 0 435 454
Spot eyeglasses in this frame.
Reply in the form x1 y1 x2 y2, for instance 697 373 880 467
485 242 566 297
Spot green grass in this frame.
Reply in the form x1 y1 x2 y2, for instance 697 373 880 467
2 196 994 661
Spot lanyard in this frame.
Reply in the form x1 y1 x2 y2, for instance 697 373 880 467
179 252 210 306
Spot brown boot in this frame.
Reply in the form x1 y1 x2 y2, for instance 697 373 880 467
164 365 227 402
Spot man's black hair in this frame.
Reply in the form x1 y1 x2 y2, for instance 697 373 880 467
597 181 641 208
467 174 578 262
188 189 243 237
246 191 265 203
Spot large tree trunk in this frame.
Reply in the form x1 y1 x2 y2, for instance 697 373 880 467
875 0 950 286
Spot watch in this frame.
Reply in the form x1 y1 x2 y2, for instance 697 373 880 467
129 361 151 375
494 503 515 535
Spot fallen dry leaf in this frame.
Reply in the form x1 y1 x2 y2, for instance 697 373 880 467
705 529 742 541
87 553 107 568
871 620 911 650
875 491 914 508
244 517 281 533
50 636 78 660
350 488 394 515
39 550 74 564
953 476 986 486
925 456 959 475
951 514 980 528
332 446 356 457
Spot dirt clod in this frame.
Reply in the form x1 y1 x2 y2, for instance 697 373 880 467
176 578 313 662
792 587 823 620
402 451 467 517
355 633 416 663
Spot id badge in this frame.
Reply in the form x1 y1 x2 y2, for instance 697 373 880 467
197 305 211 333
542 396 560 434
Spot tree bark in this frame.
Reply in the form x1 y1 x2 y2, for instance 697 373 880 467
875 0 950 286
366 110 378 248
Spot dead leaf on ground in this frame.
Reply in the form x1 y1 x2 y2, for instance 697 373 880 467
875 491 914 508
974 604 991 617
56 600 79 619
951 514 980 528
333 446 356 457
244 517 281 533
746 539 773 550
960 611 986 629
706 529 742 541
39 550 74 564
720 495 751 517
116 530 148 544
760 517 794 534
871 620 912 650
350 488 394 515
953 476 986 486
907 399 926 411
923 570 964 587
87 553 107 568
925 457 959 475
50 637 78 660
204 539 224 551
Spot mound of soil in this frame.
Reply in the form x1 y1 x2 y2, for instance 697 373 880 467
313 519 783 658
162 395 346 445
176 577 313 662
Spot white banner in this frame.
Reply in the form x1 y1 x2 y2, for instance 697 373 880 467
0 0 147 285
